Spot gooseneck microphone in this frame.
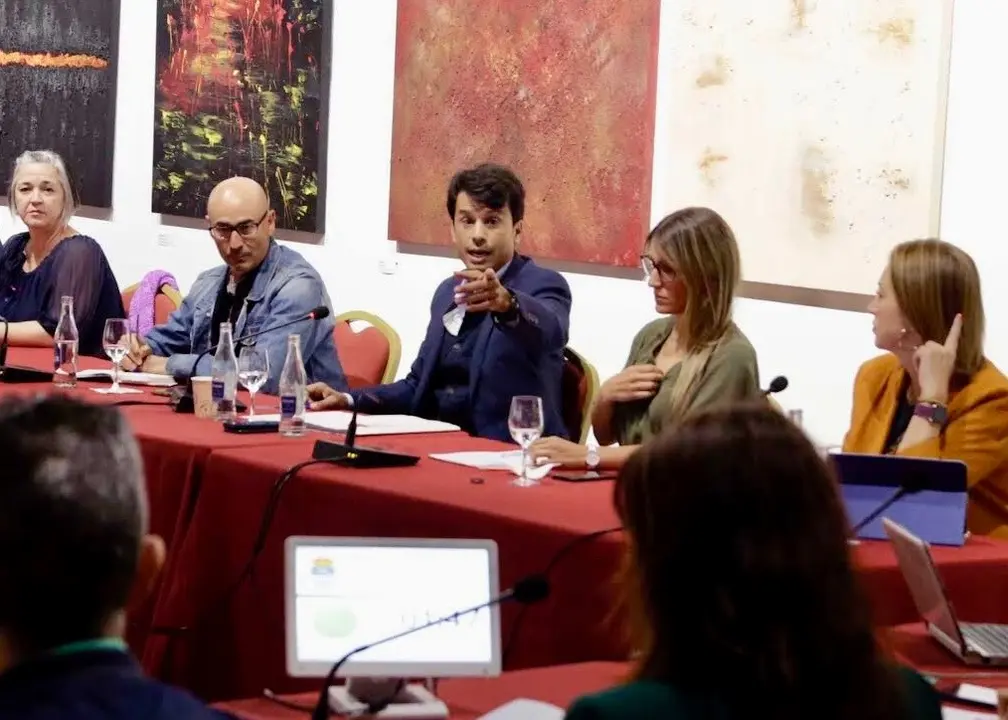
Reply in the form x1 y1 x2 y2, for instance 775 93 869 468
170 305 330 413
310 576 549 720
763 375 788 396
850 474 927 535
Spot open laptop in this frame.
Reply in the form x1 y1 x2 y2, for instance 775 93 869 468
284 536 502 679
882 517 1008 665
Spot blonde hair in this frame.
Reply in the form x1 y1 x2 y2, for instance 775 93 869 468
889 238 985 377
647 207 740 417
7 150 76 232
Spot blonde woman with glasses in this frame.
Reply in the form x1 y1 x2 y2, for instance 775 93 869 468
531 207 761 469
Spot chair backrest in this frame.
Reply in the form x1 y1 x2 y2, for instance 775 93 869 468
121 281 182 326
561 346 600 444
333 310 402 389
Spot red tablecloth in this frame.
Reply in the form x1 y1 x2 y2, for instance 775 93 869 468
216 625 1008 719
0 349 314 657
216 661 627 720
147 433 626 701
147 435 1008 702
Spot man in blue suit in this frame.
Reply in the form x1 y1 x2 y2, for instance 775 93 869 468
307 163 572 442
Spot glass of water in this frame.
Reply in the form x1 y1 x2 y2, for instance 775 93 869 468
509 395 544 488
102 318 130 394
238 346 269 417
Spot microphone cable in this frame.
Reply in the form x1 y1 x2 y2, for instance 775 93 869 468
501 525 623 666
150 458 338 645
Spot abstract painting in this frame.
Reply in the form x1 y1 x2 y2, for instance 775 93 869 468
0 0 120 208
659 0 953 297
388 0 661 267
152 0 329 233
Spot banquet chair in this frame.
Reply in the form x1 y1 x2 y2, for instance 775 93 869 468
561 346 600 443
121 280 183 327
333 310 402 388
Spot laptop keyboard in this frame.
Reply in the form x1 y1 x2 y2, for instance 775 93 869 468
963 623 1008 656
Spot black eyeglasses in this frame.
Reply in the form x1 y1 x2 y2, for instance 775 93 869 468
640 254 678 282
209 210 269 242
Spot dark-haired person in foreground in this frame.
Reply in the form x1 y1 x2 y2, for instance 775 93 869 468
307 163 572 442
564 403 940 720
0 397 233 720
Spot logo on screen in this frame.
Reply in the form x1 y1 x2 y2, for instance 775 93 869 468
311 557 335 576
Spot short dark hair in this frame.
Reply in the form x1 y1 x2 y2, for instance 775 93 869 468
446 163 525 223
0 397 145 655
615 403 903 720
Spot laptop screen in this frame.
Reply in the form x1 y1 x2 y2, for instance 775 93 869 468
285 537 501 678
882 518 965 646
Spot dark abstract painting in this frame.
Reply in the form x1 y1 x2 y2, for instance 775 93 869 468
152 0 329 233
0 0 120 208
388 0 661 267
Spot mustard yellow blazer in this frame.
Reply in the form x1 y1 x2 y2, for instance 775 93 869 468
843 354 1008 538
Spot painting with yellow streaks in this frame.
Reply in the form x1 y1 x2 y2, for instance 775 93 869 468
0 0 120 208
152 0 329 232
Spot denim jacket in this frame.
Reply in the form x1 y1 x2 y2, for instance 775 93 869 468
143 241 348 395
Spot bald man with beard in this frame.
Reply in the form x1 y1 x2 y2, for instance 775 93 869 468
124 177 347 394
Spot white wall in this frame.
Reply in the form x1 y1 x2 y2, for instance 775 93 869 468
2 0 1003 447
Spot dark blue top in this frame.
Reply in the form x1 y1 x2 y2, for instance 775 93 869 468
421 310 486 433
0 649 234 720
0 233 125 357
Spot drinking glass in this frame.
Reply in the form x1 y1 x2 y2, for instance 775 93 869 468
102 318 130 394
508 395 544 487
238 346 269 417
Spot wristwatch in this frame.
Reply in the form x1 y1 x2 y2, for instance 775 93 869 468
493 290 520 325
586 443 600 469
914 401 948 428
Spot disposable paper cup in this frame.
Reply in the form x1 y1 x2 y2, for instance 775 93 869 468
190 376 215 419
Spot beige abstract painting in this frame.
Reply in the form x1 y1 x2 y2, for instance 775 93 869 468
660 0 953 296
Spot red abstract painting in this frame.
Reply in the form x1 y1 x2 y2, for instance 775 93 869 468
388 0 661 267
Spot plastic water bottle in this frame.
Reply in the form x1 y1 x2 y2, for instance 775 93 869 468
53 295 78 388
279 333 307 436
211 322 238 421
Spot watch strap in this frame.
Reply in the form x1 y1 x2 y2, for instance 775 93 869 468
913 400 948 427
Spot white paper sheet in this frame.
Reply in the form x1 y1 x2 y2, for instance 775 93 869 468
253 410 461 436
956 684 999 707
428 451 556 479
78 369 177 387
942 707 997 720
475 698 564 720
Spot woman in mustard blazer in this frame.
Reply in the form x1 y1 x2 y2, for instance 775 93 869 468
843 239 1008 538
565 404 940 720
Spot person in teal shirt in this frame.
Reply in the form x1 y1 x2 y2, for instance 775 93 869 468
0 396 231 720
565 403 942 720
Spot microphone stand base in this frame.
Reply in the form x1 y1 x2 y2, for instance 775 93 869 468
329 681 448 718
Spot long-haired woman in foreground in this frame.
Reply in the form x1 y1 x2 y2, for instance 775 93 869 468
565 404 940 720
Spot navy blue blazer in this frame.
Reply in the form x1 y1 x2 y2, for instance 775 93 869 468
352 254 572 442
0 649 234 720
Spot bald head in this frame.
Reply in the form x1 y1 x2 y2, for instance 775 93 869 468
207 176 269 216
206 176 275 280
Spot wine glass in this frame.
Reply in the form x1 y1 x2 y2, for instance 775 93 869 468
102 318 130 394
508 395 544 487
238 346 269 417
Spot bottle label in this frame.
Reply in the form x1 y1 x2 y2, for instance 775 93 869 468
211 379 224 402
280 395 296 418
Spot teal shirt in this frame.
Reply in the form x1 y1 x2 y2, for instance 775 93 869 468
564 666 942 719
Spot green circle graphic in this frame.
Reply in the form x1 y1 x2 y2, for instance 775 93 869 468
313 605 358 638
